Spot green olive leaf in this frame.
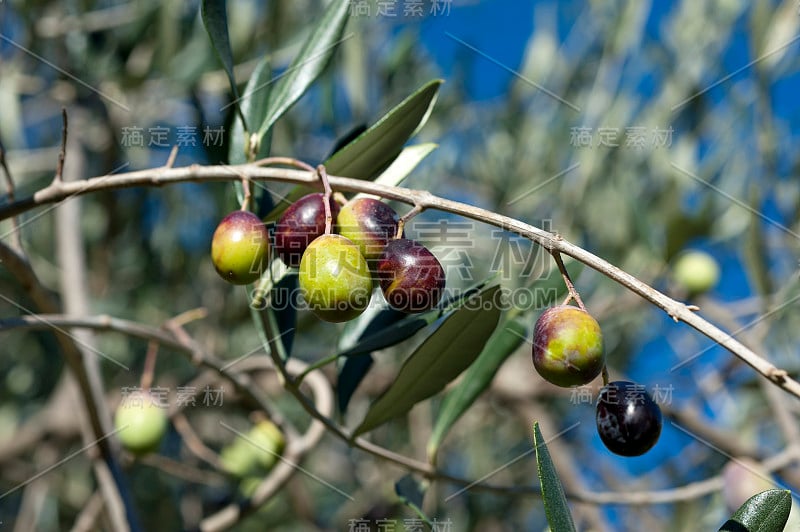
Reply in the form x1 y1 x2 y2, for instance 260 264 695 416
257 0 351 140
533 421 577 532
230 56 273 165
427 318 527 462
352 285 501 436
229 56 273 207
264 79 442 222
719 489 792 532
335 275 496 411
201 0 246 128
324 79 442 179
352 143 438 201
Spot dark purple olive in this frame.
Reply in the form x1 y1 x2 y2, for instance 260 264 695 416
377 238 445 313
274 193 340 267
337 198 400 262
596 381 662 457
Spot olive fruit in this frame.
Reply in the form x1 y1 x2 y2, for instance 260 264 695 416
377 238 445 313
274 193 340 268
532 305 604 387
298 234 372 322
596 381 662 456
114 392 168 455
211 210 269 284
672 250 720 295
220 420 285 477
337 198 400 262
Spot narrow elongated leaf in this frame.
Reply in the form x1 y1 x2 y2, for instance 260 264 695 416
263 79 442 222
353 143 437 201
337 275 495 361
427 318 527 461
719 489 791 532
229 57 273 207
533 422 577 532
230 56 273 165
353 285 502 436
257 0 350 139
337 354 375 414
201 0 245 128
324 79 442 179
335 277 497 415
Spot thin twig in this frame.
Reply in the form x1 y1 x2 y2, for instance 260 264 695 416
0 163 798 398
553 251 585 310
0 311 795 506
139 340 159 391
171 413 224 470
239 177 252 211
397 204 424 239
53 108 68 184
164 146 179 169
317 165 333 235
0 138 23 252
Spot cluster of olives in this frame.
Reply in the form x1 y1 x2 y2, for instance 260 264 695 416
532 305 662 456
211 194 446 322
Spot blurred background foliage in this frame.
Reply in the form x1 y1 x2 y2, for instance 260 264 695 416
1 0 800 530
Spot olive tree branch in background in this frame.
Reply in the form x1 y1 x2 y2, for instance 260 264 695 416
1 162 797 399
0 240 140 531
53 127 139 532
2 313 798 508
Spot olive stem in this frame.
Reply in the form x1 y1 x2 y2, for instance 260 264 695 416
239 177 252 211
397 204 424 239
139 340 159 390
553 251 586 311
53 108 68 184
601 365 609 386
317 165 333 235
0 138 23 253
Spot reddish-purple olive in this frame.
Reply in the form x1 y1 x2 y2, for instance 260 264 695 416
274 193 340 268
532 305 604 387
596 381 662 456
377 238 445 313
211 210 269 285
337 198 401 262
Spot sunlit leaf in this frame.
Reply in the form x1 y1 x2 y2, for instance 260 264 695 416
353 143 437 201
257 0 351 139
427 318 526 461
264 79 442 222
353 285 501 436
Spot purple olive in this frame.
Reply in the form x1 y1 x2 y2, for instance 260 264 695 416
596 381 662 456
337 198 400 262
274 193 340 268
377 238 445 313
